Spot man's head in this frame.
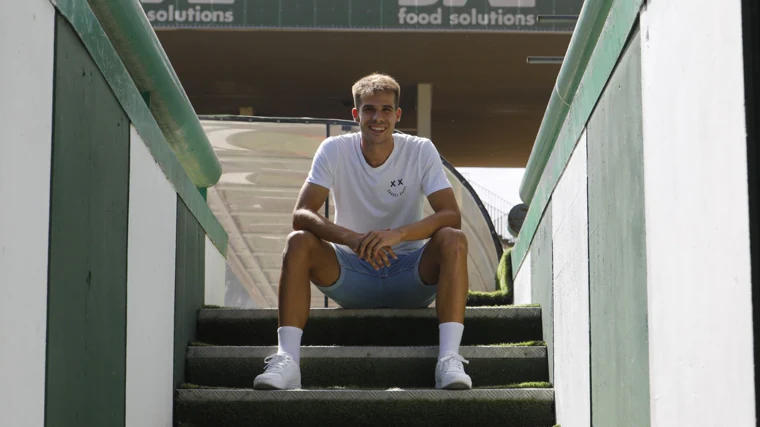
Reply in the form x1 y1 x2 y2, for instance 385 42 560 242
351 73 402 145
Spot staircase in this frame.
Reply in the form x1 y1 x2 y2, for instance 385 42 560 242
174 306 556 426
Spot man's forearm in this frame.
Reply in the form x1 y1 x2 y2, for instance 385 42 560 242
293 208 359 246
397 210 461 242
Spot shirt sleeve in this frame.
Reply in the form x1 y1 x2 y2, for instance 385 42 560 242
306 139 334 190
420 138 452 196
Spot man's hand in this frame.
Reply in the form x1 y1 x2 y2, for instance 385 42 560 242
346 231 397 270
347 232 369 254
357 229 402 269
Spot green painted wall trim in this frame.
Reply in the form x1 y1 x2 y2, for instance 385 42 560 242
174 197 207 388
587 27 650 424
530 202 554 382
50 0 228 257
518 0 612 205
85 0 222 189
511 0 643 277
46 15 129 424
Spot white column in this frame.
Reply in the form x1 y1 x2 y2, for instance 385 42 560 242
0 1 55 426
126 126 178 427
640 1 755 425
205 236 227 306
417 83 433 138
513 252 532 305
551 133 590 426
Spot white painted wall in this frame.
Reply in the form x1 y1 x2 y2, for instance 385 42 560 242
0 1 55 426
126 126 178 427
640 2 756 425
513 252 532 305
205 236 227 306
551 134 590 426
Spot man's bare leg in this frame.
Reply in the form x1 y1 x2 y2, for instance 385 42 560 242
277 230 341 329
418 227 469 323
254 230 339 390
418 227 471 389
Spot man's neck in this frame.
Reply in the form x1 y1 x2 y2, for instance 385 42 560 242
360 137 395 168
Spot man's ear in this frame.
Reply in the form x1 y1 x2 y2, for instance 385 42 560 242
352 107 359 122
396 107 403 123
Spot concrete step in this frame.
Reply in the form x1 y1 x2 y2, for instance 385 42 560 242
174 388 556 427
196 306 542 346
186 345 549 389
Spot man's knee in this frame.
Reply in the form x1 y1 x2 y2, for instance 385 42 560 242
283 230 319 260
432 227 468 257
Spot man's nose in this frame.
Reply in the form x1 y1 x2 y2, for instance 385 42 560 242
373 111 384 121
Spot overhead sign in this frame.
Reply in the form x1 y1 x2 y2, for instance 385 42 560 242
140 0 581 32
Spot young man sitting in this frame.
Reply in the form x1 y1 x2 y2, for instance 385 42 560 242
253 73 472 390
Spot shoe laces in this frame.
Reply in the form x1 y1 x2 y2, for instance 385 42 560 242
263 353 295 374
439 353 469 373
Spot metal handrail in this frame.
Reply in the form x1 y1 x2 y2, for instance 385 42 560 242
86 0 222 188
518 0 613 204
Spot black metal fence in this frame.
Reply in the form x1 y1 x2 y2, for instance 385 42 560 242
461 174 514 241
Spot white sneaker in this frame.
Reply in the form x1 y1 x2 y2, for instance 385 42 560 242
253 353 302 390
435 352 472 390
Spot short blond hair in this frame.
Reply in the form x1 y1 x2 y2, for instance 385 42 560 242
352 73 401 109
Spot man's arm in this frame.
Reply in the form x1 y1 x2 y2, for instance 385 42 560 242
397 187 461 241
357 187 461 259
292 182 363 249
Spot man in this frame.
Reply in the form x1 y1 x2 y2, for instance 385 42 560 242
253 73 471 390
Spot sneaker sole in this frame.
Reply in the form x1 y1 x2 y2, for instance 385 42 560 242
253 382 302 390
435 380 472 390
253 377 302 390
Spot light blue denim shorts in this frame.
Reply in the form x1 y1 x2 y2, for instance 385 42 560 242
317 243 437 309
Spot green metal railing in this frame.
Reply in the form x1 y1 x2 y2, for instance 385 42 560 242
518 0 613 204
511 0 644 275
86 0 222 189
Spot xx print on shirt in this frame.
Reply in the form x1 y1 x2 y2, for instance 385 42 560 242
387 177 407 198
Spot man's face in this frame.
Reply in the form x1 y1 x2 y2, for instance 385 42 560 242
352 92 402 145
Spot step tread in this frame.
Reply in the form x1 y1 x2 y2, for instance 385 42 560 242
196 306 543 346
198 306 540 321
175 387 556 426
188 345 547 359
176 388 554 402
186 345 549 389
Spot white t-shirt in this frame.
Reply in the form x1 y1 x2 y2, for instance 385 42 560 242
306 132 452 254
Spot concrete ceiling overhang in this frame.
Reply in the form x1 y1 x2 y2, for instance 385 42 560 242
155 29 570 167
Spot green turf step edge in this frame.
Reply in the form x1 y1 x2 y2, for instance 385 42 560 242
199 306 540 319
188 345 547 358
186 346 549 388
179 381 554 390
197 307 543 346
177 388 554 401
175 389 556 427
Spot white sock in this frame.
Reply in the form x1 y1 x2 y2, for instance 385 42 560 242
438 322 464 359
277 326 303 363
